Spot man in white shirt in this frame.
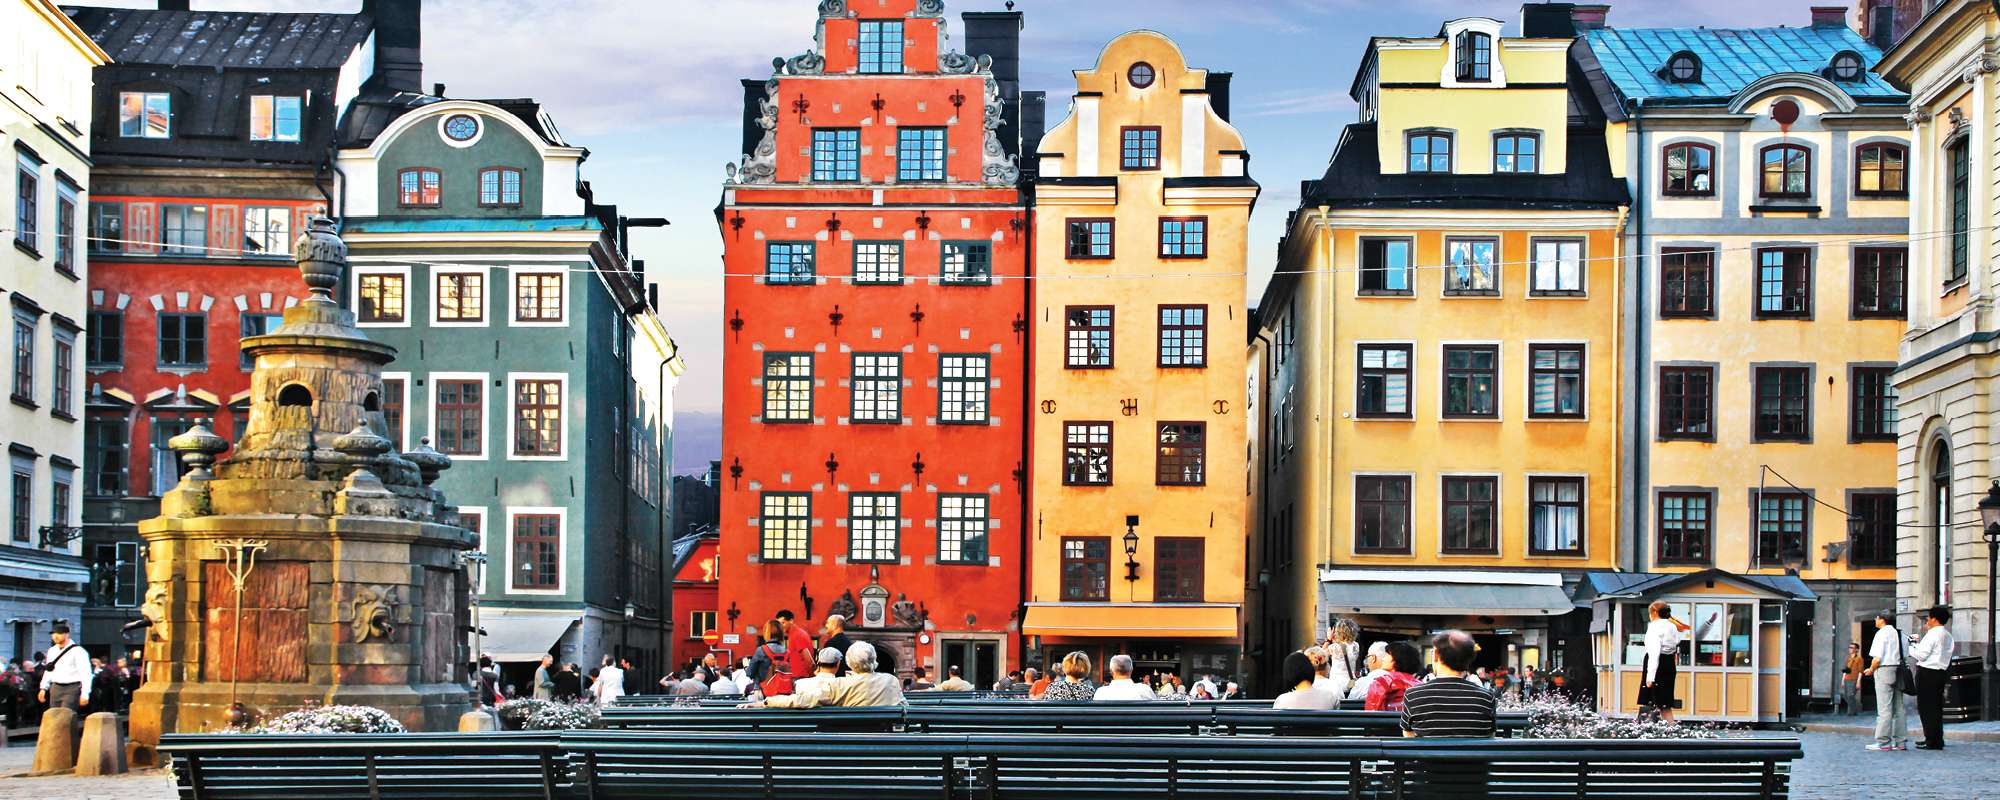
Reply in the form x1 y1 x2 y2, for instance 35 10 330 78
1092 654 1159 701
591 655 625 705
1347 642 1391 703
1863 612 1908 750
37 623 91 713
1908 606 1956 750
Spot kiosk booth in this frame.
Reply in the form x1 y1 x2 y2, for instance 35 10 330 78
1580 570 1813 724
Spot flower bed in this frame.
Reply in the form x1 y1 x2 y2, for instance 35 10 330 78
1502 692 1721 740
494 697 601 730
251 704 406 734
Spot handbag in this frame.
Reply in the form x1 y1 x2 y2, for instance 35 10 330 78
1895 630 1918 697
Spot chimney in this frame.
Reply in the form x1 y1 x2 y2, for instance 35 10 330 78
157 0 190 9
961 11 1028 166
1810 6 1848 29
1570 4 1610 30
1206 72 1234 123
361 0 423 95
1521 3 1579 37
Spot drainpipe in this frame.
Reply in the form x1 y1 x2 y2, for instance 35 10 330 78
658 342 675 679
324 140 348 229
1017 193 1034 672
1626 98 1647 575
1250 326 1275 686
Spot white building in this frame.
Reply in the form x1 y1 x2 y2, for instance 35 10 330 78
0 0 109 661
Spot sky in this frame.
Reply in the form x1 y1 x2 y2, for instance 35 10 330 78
86 0 1832 471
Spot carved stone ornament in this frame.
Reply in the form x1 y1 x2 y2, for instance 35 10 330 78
891 592 921 628
939 50 977 74
732 80 782 185
817 0 848 17
980 78 1020 185
1903 106 1933 127
780 51 825 77
292 216 348 302
1960 55 1998 85
828 589 858 622
1948 107 1969 132
140 584 169 642
913 0 945 17
350 585 400 643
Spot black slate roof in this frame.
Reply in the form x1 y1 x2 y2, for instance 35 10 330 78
1304 123 1629 210
63 7 373 70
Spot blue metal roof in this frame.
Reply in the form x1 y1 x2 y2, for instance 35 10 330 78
1584 25 1906 105
340 216 604 234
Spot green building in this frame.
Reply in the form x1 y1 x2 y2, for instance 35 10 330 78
335 96 681 687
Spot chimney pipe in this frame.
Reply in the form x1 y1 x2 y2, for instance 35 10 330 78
361 0 423 96
157 0 190 9
1809 6 1847 29
433 83 446 98
1569 4 1609 31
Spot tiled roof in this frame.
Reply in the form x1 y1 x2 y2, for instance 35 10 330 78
1584 25 1907 105
1304 123 1629 211
63 6 372 70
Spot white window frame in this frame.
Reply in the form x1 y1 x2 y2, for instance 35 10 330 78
505 371 569 462
241 206 293 258
457 506 488 595
428 370 489 460
1528 238 1587 298
503 505 566 596
350 264 412 328
508 266 568 328
430 266 491 328
379 370 412 453
248 94 304 143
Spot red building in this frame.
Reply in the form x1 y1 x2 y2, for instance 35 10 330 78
715 0 1041 687
670 528 722 672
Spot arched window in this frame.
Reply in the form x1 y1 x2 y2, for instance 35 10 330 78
1664 52 1701 84
1662 142 1716 196
1759 144 1810 198
1930 446 1953 606
1455 31 1492 82
1493 132 1539 173
1854 143 1907 196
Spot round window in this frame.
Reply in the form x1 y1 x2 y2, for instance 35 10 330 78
1128 62 1155 89
1831 54 1861 81
1667 54 1699 83
443 114 480 142
1770 99 1801 126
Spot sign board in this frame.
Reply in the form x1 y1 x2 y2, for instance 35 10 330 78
722 634 741 644
1895 598 1911 613
701 629 721 646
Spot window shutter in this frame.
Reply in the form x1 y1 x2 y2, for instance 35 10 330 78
209 204 240 256
1455 31 1469 78
126 203 156 255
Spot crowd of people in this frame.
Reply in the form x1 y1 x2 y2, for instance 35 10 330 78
0 623 144 730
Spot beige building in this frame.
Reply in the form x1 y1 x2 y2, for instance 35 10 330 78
0 0 109 659
1877 0 1997 658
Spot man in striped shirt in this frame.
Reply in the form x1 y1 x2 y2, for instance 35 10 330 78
1400 630 1497 738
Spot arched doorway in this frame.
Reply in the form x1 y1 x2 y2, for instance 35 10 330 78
1928 443 1953 606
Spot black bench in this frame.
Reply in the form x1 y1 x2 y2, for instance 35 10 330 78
601 702 1526 739
566 731 970 800
1215 707 1529 737
1376 737 1803 800
158 732 567 800
598 705 902 732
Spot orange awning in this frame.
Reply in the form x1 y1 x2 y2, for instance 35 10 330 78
1021 604 1239 639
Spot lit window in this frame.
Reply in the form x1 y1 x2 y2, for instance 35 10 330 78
514 272 564 322
1854 144 1906 196
850 353 901 423
512 378 563 456
398 168 442 207
249 95 303 142
1759 144 1810 198
853 241 902 284
511 514 560 589
938 495 988 564
437 272 486 322
847 493 899 563
939 354 988 424
759 493 810 562
118 92 171 139
761 353 813 423
357 273 406 323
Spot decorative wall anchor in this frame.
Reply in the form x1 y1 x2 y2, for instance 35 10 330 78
728 457 744 489
911 451 926 478
825 452 840 482
350 585 401 643
729 309 745 339
826 212 842 232
1120 398 1140 416
915 211 932 231
829 305 844 333
1039 399 1057 414
1212 399 1231 415
729 213 746 238
1012 314 1027 341
871 93 886 114
791 94 812 123
910 303 925 333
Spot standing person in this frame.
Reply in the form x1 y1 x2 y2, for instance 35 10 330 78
1042 651 1098 702
1908 606 1956 750
1092 655 1159 701
1366 642 1421 712
774 609 816 682
1348 642 1391 703
532 654 557 701
1324 620 1364 698
748 620 794 698
1841 642 1866 716
592 655 625 705
1863 611 1909 751
555 662 582 700
1274 652 1339 710
821 615 855 676
1637 601 1684 722
1401 631 1498 737
37 623 90 715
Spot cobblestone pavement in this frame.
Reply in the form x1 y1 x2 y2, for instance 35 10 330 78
0 731 1993 799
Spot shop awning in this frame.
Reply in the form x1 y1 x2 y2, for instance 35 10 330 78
0 553 91 586
1319 569 1573 617
477 611 577 663
1022 603 1239 639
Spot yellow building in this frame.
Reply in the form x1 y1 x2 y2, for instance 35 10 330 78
1251 15 1626 690
1022 31 1255 680
1582 7 1909 720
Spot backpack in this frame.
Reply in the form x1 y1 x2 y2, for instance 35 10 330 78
758 644 795 697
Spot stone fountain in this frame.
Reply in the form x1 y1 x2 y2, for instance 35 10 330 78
127 217 475 764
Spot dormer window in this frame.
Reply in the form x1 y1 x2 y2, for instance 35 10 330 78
1407 131 1452 174
1827 51 1864 82
118 92 171 139
858 20 904 74
1455 31 1492 82
249 95 303 142
1664 52 1701 84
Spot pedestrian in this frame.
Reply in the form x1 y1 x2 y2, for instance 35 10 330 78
592 655 625 705
37 623 90 715
751 642 902 708
532 654 556 701
1908 605 1956 750
732 665 755 695
1348 642 1391 703
1841 642 1865 716
1274 651 1339 710
1401 631 1498 737
1026 667 1050 699
475 655 503 706
1863 611 1910 751
934 664 975 692
1324 619 1363 698
909 666 934 691
1092 654 1159 701
1637 600 1684 722
1365 641 1421 712
821 614 855 676
1042 651 1097 702
553 662 581 700
748 619 794 697
774 609 816 682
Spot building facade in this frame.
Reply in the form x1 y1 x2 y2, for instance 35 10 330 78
1022 31 1254 681
64 4 386 658
670 527 721 672
1584 6 1910 713
1 0 107 662
334 95 678 684
1877 0 1997 668
714 0 1041 688
1252 13 1626 692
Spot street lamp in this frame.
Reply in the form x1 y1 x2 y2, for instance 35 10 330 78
1123 516 1141 583
1976 480 2000 721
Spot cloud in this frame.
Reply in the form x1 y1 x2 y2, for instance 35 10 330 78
1241 89 1357 118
